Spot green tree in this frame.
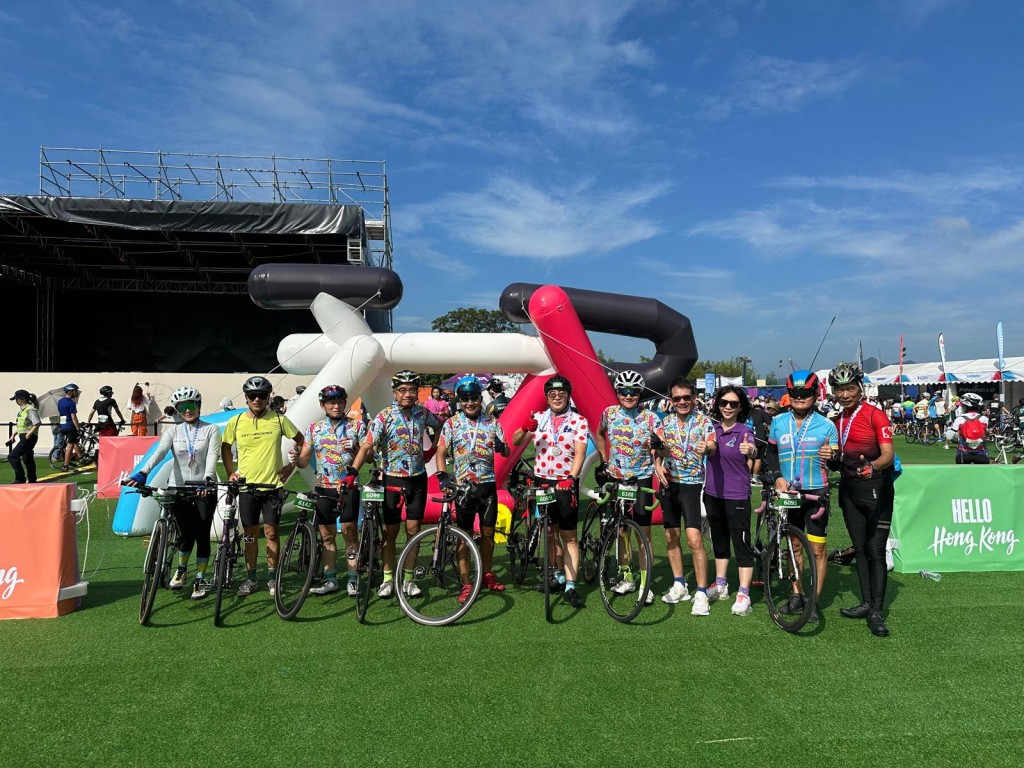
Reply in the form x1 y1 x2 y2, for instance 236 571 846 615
765 371 780 386
688 357 759 386
431 307 517 334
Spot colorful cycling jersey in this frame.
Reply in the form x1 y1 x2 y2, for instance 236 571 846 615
768 410 837 490
834 401 893 480
223 410 299 487
440 411 506 483
57 396 77 430
305 417 367 488
600 405 660 480
140 420 223 485
369 402 442 477
532 408 589 480
660 411 715 484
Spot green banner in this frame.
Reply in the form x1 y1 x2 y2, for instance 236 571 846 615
892 466 1024 572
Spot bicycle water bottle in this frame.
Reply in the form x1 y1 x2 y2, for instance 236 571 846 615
919 570 942 582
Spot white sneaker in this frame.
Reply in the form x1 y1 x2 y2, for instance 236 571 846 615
346 581 359 597
731 592 752 616
267 580 277 597
944 443 950 450
378 580 394 598
661 581 692 604
169 568 186 590
190 578 211 600
707 582 729 602
309 579 339 596
611 578 636 595
644 589 654 605
691 590 710 616
403 580 422 597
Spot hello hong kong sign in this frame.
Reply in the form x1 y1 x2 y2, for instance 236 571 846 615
892 466 1024 573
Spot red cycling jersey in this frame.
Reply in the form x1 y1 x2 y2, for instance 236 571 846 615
834 401 892 480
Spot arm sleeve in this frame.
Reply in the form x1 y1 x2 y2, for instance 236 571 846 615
764 439 781 475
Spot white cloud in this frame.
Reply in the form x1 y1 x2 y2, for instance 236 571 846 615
768 167 1023 203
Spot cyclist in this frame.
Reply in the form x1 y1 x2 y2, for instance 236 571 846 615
86 386 126 437
764 370 838 623
351 370 443 598
511 374 588 609
654 376 716 615
595 370 663 607
949 392 990 464
56 383 83 471
435 375 510 602
128 386 223 599
484 379 510 419
828 362 894 637
703 385 759 616
221 375 304 597
8 389 41 484
292 384 367 597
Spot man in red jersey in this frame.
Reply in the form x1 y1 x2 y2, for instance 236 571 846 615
828 362 894 637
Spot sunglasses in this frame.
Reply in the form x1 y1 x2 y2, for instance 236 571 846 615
617 388 641 397
719 399 741 409
175 400 200 413
671 395 694 403
245 393 269 401
459 395 481 403
788 389 816 400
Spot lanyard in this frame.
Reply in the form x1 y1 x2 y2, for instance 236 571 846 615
838 403 864 459
183 422 200 468
461 412 484 456
787 412 816 483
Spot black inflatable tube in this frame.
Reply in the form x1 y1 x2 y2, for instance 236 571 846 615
499 283 698 393
247 264 403 310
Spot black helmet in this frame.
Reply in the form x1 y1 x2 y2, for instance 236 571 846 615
63 383 80 393
242 375 273 395
99 385 114 397
391 370 421 388
544 375 572 395
318 384 348 403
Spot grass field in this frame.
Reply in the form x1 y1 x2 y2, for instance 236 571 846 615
2 441 1022 768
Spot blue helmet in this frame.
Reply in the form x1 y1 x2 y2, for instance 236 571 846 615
455 376 483 398
786 370 820 395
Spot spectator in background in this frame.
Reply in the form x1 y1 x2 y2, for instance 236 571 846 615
127 383 152 436
270 395 287 414
86 385 125 437
57 383 83 470
484 379 511 419
285 385 306 411
949 392 990 464
217 397 235 412
7 389 40 483
424 386 451 419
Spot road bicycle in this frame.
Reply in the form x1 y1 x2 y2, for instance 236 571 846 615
354 469 387 623
395 481 483 626
124 480 186 625
501 459 545 587
752 478 825 632
584 478 655 624
993 431 1024 465
274 486 341 620
210 479 279 626
49 423 101 470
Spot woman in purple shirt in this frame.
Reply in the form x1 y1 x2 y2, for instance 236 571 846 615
703 385 759 616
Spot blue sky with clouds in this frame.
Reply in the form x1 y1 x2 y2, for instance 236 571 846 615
2 1 1022 380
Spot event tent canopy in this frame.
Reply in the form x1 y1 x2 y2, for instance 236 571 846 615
866 356 1024 385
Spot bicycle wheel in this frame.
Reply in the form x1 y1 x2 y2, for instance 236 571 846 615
578 501 601 584
355 515 377 623
275 520 317 620
904 425 918 444
597 517 653 623
213 532 234 627
763 524 818 632
542 516 552 622
161 519 180 588
506 528 528 585
919 426 936 446
139 518 168 625
49 446 65 470
396 524 482 626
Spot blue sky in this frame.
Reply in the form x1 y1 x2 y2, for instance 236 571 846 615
2 1 1023 380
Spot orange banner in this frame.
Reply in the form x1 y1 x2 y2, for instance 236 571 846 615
97 435 160 499
0 483 82 619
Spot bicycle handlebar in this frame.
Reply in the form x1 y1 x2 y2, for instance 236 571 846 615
585 480 660 512
755 480 826 520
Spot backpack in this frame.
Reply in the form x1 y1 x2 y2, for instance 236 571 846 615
959 418 986 449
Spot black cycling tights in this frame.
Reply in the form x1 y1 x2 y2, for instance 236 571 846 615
838 476 894 611
172 496 216 560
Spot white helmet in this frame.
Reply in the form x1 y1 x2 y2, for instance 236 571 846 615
613 370 645 392
170 386 202 405
960 392 983 410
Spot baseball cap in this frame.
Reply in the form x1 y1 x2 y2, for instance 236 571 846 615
10 389 30 401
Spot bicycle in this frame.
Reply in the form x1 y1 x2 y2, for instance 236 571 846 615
123 481 186 625
49 423 101 470
751 478 824 632
273 487 331 620
353 469 387 623
584 478 655 624
395 482 483 626
501 459 545 587
993 431 1024 465
210 479 279 626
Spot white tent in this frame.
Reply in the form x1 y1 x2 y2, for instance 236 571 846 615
865 356 1024 385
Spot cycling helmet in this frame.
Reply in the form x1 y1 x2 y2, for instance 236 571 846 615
960 392 983 410
99 385 114 397
391 370 421 388
613 370 645 393
242 375 273 395
544 374 572 395
63 383 80 393
455 376 483 399
295 385 307 395
486 379 504 392
828 362 864 387
170 386 202 405
786 370 820 395
318 384 348 403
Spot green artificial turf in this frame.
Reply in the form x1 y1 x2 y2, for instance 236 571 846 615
1 440 1022 767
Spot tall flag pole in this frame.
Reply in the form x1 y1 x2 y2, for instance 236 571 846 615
857 339 864 372
997 321 1006 405
938 333 950 407
899 333 906 396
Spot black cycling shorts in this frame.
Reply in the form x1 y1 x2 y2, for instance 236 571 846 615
662 482 703 530
455 481 499 530
61 427 79 446
383 473 428 525
239 489 284 527
533 476 579 531
785 491 831 543
313 486 358 526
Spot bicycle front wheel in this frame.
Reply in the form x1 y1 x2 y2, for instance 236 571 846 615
161 519 180 588
763 524 818 632
542 517 552 622
213 532 235 627
578 501 601 584
139 518 168 625
397 525 482 626
355 516 378 623
597 517 652 623
275 520 317 620
49 446 65 470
